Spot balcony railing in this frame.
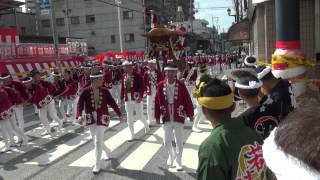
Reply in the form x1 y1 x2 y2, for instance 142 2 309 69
0 43 69 60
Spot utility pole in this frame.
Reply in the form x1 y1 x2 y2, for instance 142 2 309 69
49 0 60 67
64 0 71 37
115 0 123 52
143 0 147 51
188 0 195 33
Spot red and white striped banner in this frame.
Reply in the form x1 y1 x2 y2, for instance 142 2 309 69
0 56 83 80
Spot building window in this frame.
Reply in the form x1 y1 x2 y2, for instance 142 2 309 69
56 18 65 26
41 19 50 28
71 16 80 24
86 15 95 24
110 35 116 43
123 11 133 19
125 33 135 42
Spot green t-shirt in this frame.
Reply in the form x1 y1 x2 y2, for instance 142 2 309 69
197 119 273 180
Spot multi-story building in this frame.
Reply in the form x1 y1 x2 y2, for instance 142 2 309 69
145 0 195 29
163 0 194 21
172 19 225 54
26 0 145 55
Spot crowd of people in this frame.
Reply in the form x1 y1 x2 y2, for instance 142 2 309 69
0 54 319 179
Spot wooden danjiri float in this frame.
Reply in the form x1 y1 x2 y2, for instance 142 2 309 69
144 10 188 72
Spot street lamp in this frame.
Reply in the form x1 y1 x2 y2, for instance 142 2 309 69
227 8 237 23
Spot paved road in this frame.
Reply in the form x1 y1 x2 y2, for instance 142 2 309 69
0 102 214 180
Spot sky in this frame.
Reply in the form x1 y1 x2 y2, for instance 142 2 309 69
17 0 26 12
194 0 234 33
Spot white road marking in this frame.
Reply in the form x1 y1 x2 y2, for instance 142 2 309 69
24 121 119 165
182 122 212 170
120 127 163 170
69 121 145 167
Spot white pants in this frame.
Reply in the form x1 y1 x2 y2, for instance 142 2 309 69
231 62 236 69
14 105 24 132
34 104 39 114
187 85 196 107
9 113 26 142
193 102 204 129
59 98 76 121
147 90 156 124
0 118 15 147
163 121 184 166
125 99 148 138
209 65 214 76
112 84 121 105
89 125 110 169
73 96 80 120
215 64 221 74
39 101 62 131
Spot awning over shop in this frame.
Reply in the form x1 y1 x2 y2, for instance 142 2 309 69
252 0 270 4
227 19 250 42
0 0 24 11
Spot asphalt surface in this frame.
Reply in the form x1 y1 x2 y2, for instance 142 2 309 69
0 101 214 180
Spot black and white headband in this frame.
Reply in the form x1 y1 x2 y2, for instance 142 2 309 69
244 56 257 67
258 66 271 79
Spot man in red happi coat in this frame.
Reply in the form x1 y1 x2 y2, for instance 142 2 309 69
155 63 194 171
28 70 63 135
143 59 164 125
76 67 123 174
121 61 149 141
58 70 78 123
1 73 30 133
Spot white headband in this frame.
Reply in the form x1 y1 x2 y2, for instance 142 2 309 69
90 74 104 79
148 59 157 64
258 66 271 79
0 74 10 80
235 80 262 89
164 67 178 71
22 77 32 83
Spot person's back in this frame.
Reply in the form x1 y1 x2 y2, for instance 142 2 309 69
269 78 294 118
198 118 270 180
256 65 296 119
194 78 273 180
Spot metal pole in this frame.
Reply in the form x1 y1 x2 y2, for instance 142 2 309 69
14 8 18 28
50 0 60 68
143 0 147 51
65 0 70 37
115 0 123 52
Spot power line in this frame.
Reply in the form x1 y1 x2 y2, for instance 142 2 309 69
96 0 144 13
